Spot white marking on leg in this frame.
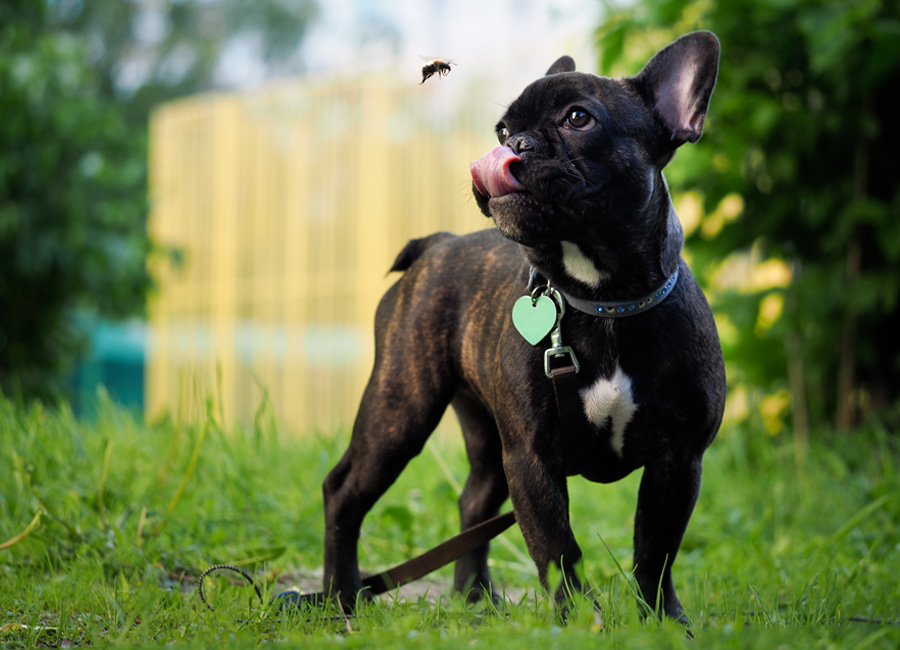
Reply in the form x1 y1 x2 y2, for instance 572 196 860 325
561 241 609 288
580 366 638 456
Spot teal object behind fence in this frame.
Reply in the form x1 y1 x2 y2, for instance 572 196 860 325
70 319 145 418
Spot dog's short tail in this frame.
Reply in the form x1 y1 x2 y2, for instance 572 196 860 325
389 232 455 273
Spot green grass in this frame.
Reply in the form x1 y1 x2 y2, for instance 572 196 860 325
2 391 899 648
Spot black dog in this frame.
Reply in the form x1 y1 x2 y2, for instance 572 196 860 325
321 31 725 623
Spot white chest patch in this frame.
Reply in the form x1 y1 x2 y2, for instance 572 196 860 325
561 241 609 288
579 366 639 457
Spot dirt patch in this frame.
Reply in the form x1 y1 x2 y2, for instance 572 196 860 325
274 568 528 604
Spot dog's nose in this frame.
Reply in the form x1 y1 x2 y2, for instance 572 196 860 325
506 133 538 155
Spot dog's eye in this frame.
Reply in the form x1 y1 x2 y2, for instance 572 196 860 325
564 108 594 131
496 125 509 144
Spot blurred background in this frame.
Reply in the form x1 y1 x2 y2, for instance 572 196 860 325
1 0 898 443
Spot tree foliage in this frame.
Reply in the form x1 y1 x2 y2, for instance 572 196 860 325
597 0 900 432
0 0 316 401
0 3 150 400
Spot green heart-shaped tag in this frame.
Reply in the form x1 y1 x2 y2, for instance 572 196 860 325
512 295 558 346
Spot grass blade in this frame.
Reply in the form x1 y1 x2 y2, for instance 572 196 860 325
0 511 43 550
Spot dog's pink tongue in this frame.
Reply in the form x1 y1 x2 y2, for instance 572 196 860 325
470 146 525 198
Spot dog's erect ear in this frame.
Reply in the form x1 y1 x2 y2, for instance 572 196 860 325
632 31 719 147
546 56 576 75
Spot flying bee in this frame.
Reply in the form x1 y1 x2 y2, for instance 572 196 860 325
420 58 455 84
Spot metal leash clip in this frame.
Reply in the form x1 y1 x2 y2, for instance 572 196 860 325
543 287 580 377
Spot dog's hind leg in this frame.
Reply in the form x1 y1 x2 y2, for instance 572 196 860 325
322 360 455 610
451 392 509 603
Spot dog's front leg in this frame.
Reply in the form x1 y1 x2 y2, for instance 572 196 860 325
632 455 703 624
501 432 584 603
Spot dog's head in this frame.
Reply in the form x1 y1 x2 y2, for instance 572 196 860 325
471 31 719 293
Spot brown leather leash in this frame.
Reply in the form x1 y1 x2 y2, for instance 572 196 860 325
198 510 516 612
262 509 517 610
549 363 591 476
358 509 517 596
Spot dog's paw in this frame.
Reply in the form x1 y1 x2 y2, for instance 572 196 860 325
273 588 327 612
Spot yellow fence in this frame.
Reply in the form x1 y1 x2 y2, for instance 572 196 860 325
147 75 498 433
